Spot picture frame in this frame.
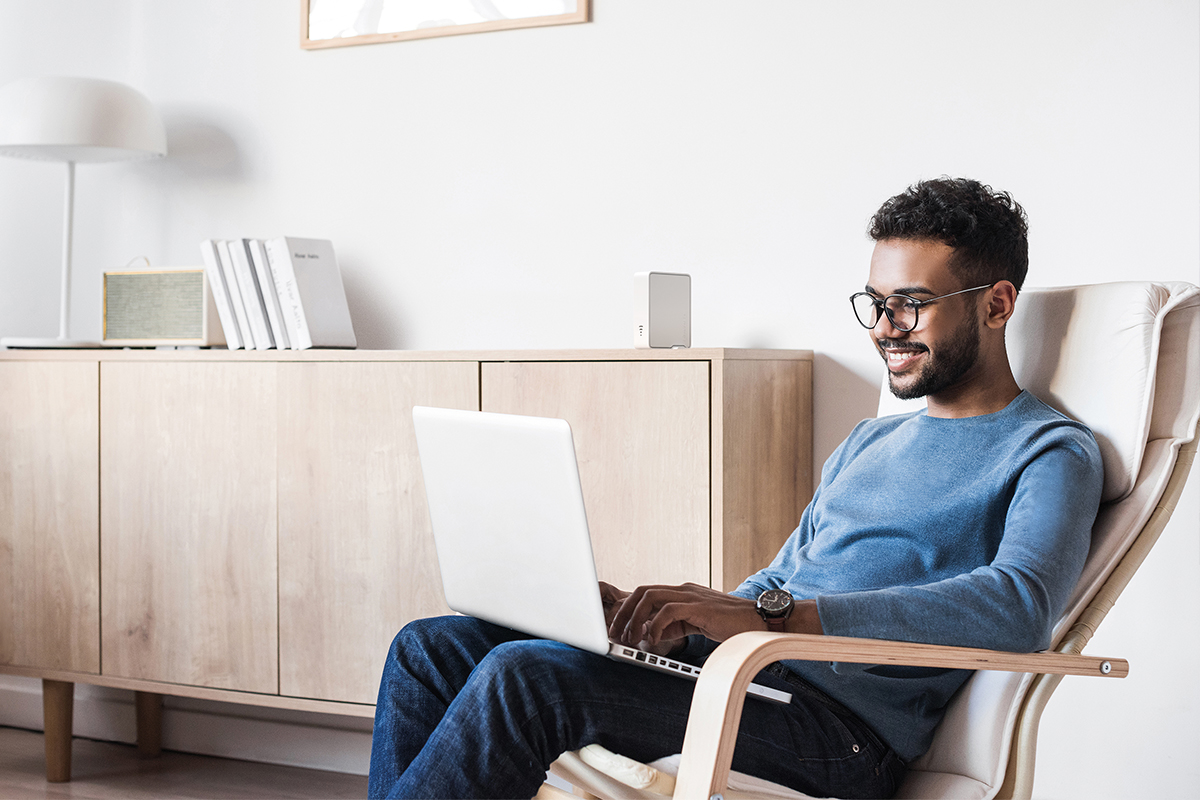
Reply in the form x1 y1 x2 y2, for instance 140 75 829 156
301 0 591 50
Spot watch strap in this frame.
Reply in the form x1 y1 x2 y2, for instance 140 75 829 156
763 615 788 632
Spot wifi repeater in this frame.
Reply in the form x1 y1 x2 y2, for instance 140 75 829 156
633 271 691 349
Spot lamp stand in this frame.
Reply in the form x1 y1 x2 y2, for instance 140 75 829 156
1 161 102 349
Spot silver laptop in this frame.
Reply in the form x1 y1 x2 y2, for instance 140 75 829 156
411 405 790 705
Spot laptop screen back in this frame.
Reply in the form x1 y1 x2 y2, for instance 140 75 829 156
412 406 611 656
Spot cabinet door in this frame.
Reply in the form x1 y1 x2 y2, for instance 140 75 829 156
277 361 479 704
0 361 100 673
100 362 278 693
482 361 710 590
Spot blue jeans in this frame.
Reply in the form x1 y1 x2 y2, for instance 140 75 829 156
368 616 905 799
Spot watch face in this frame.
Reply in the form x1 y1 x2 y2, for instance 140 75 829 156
757 589 793 615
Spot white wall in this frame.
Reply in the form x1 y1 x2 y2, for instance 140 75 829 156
1 1 1196 797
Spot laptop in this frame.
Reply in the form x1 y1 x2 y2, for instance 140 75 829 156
411 405 791 705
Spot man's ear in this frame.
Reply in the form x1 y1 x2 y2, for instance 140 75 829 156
984 281 1018 329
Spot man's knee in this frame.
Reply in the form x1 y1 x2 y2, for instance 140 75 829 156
390 614 490 656
470 639 596 705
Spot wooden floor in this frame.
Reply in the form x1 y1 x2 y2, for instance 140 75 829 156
0 726 367 799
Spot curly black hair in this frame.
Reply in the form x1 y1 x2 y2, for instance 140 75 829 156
868 177 1029 292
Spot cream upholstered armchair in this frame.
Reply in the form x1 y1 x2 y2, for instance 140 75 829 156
542 281 1200 800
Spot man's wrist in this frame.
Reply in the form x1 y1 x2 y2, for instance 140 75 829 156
784 599 824 635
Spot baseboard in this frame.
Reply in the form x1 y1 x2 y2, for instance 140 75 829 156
0 675 372 775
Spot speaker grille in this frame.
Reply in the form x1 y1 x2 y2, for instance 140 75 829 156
105 271 204 340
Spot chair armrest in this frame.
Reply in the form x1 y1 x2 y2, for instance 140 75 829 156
672 631 1127 799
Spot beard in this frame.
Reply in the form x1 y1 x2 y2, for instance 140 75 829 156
886 312 981 400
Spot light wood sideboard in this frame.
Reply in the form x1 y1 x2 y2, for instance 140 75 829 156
0 348 812 781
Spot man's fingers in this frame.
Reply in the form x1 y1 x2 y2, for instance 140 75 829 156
617 587 710 645
643 602 700 644
619 589 667 645
599 581 632 627
606 583 746 646
598 580 624 598
606 586 639 640
598 581 629 606
607 584 672 641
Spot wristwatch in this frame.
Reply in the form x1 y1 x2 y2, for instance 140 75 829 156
755 589 794 632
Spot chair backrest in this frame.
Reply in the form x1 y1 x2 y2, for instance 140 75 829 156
878 281 1200 800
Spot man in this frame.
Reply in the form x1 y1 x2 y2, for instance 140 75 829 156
368 178 1104 800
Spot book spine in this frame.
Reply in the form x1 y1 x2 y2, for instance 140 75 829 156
200 239 243 350
248 239 290 350
265 237 312 350
230 239 273 349
216 240 254 349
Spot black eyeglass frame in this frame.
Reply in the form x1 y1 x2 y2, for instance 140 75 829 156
849 284 994 333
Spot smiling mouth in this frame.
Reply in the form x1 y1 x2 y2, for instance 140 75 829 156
879 341 928 373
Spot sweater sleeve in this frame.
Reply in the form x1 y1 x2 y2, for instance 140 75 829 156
814 433 1103 653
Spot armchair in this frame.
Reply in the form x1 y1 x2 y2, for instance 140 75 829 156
544 281 1200 800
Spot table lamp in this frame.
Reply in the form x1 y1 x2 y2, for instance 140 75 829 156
0 76 167 348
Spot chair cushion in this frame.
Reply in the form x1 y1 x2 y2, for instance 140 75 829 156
903 670 1033 794
643 754 992 800
647 755 822 799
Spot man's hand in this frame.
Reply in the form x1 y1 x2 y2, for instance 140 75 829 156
601 581 824 654
605 583 761 651
599 581 630 628
600 581 677 655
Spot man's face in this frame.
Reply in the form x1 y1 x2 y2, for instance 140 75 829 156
865 239 983 401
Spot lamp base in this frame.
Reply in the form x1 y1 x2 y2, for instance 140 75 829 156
1 337 105 349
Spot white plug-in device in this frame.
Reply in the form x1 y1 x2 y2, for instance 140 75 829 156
633 271 690 349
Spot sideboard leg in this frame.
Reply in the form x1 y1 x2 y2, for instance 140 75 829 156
42 679 74 783
135 691 164 758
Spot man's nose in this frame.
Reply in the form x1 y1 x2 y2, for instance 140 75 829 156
873 310 907 339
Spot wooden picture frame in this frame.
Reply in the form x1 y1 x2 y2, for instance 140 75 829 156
301 0 590 50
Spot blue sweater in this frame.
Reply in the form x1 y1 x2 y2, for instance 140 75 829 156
730 391 1104 762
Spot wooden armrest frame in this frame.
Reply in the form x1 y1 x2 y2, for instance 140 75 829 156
672 632 1126 799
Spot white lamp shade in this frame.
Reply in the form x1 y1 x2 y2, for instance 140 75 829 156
0 76 166 163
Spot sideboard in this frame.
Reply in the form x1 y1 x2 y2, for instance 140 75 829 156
0 347 812 781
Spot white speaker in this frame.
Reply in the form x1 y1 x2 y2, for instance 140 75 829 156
102 268 226 347
634 271 691 349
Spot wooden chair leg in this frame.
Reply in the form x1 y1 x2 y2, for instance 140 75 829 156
42 679 74 783
135 691 163 758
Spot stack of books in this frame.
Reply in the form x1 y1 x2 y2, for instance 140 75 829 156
199 238 357 350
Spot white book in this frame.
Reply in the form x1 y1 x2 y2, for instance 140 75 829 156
264 237 356 350
263 238 305 351
199 239 243 350
229 239 274 349
247 238 290 350
216 240 253 351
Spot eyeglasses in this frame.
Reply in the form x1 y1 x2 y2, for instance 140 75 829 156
849 284 993 332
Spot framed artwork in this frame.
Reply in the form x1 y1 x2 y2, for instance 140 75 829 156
301 0 591 49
